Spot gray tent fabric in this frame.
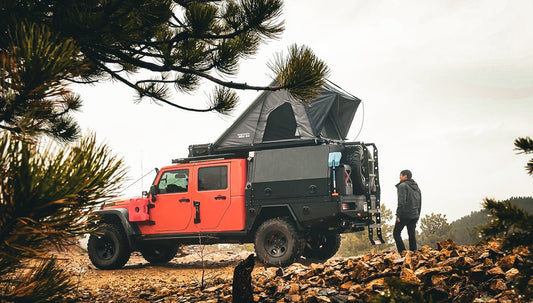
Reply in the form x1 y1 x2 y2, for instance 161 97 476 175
212 82 361 152
262 102 297 141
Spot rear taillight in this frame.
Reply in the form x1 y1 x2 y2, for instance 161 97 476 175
341 203 355 210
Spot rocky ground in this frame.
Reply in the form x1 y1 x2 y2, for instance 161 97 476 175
59 240 530 302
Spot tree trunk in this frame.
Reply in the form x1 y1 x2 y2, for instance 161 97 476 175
232 254 255 303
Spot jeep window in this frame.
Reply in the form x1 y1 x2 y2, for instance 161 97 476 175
157 169 189 194
198 166 227 191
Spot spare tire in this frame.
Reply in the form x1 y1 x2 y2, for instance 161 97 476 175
343 146 366 194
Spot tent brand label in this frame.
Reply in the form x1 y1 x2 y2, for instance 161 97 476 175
237 133 250 138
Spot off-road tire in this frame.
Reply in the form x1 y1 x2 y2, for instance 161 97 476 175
303 232 341 260
140 244 180 264
254 217 304 267
88 223 130 270
343 146 367 194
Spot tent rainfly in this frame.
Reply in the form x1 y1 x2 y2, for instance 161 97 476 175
211 82 361 153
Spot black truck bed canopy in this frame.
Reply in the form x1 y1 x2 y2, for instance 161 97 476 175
211 82 361 153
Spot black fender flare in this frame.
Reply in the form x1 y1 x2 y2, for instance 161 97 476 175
250 204 302 232
93 209 140 248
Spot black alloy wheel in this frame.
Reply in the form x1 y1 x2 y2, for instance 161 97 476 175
254 217 303 267
88 224 130 270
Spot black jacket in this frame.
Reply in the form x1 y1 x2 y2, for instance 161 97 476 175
395 179 422 220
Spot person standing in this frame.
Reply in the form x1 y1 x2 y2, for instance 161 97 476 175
393 169 422 253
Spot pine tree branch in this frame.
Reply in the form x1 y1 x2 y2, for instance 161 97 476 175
95 62 219 112
0 124 22 133
514 137 533 175
89 44 286 108
526 159 533 175
514 137 533 154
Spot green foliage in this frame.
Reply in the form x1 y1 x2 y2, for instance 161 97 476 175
210 86 239 115
1 0 329 117
1 22 85 141
480 136 533 299
269 44 330 103
481 198 533 298
369 278 432 303
506 196 533 213
337 204 394 257
514 136 533 175
481 199 533 250
418 213 452 248
420 213 450 235
2 258 73 303
0 132 126 301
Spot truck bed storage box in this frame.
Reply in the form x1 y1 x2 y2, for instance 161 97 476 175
251 144 343 199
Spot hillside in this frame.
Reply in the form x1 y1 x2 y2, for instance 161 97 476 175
450 196 533 245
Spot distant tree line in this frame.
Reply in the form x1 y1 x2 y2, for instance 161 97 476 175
449 196 533 246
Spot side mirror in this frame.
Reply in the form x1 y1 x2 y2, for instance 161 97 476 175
149 185 159 202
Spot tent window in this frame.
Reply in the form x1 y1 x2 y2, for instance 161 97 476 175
263 102 297 141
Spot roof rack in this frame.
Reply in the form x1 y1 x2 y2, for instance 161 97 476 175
171 152 248 164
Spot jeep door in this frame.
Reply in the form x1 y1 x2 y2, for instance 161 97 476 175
192 163 232 230
149 168 192 232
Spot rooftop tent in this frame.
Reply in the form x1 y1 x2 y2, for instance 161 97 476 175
212 82 361 152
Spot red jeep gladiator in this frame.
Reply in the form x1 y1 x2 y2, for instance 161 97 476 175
88 143 384 269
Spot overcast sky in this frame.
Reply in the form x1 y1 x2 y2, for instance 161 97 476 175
73 0 533 222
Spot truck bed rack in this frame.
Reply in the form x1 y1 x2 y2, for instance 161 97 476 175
188 138 348 158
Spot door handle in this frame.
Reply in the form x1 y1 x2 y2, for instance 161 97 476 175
214 195 226 200
179 198 190 202
193 201 201 223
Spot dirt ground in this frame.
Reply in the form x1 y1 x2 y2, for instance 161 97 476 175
52 240 528 302
59 245 259 302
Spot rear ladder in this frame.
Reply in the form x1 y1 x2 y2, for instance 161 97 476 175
364 143 385 245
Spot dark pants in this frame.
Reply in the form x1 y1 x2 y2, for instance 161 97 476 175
393 218 418 253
